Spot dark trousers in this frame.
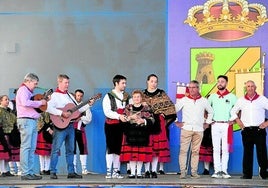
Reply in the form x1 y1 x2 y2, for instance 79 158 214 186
241 127 267 178
74 129 87 154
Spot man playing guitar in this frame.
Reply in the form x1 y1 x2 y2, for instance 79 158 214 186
46 74 95 180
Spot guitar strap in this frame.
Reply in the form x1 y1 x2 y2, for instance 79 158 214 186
67 92 87 117
66 92 86 126
67 92 78 106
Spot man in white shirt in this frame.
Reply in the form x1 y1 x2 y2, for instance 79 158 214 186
175 80 213 179
102 74 130 179
47 74 92 179
230 80 268 179
73 89 92 175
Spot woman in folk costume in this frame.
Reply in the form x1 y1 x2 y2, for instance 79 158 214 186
143 74 177 178
120 90 155 178
0 95 18 177
7 89 21 176
35 112 53 175
199 124 213 175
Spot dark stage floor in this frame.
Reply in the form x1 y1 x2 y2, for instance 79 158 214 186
0 173 267 188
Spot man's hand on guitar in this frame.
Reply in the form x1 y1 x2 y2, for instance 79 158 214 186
50 93 102 129
61 111 71 118
48 128 53 135
88 99 95 106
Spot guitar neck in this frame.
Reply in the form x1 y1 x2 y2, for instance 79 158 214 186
70 100 89 113
68 93 101 114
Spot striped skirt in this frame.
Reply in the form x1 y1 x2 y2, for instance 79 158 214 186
120 135 153 162
35 131 52 156
151 115 170 163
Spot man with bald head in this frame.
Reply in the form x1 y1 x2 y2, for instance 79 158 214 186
231 80 268 179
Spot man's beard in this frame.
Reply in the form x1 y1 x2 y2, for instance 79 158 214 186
217 85 226 91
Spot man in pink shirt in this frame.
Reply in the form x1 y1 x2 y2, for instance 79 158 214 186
16 73 47 180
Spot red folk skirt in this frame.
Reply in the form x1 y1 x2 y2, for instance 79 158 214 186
8 136 20 161
151 115 170 163
0 143 9 160
199 145 213 163
120 134 153 163
35 131 52 156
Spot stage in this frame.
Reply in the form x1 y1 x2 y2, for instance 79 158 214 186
0 173 267 188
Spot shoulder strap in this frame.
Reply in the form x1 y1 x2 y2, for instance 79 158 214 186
67 92 78 106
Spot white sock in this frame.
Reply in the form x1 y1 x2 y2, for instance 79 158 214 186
151 157 158 172
127 162 130 171
39 155 45 171
129 161 136 175
159 162 164 171
136 161 143 175
80 155 87 171
4 161 9 173
106 153 113 173
8 162 15 173
0 160 5 172
113 154 120 172
204 162 210 170
44 155 51 171
16 162 21 173
144 162 150 172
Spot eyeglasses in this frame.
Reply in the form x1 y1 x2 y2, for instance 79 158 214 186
188 87 198 89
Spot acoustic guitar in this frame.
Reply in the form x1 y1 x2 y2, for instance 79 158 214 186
50 93 102 129
32 88 53 113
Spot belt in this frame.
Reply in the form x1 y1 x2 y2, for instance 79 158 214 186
105 118 120 124
17 117 36 120
244 126 259 129
213 121 229 123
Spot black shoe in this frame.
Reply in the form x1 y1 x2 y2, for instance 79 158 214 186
67 173 83 179
260 171 268 179
21 174 41 180
260 173 267 179
240 176 252 179
50 173 58 179
144 171 150 178
158 170 165 175
127 170 131 175
151 171 157 178
5 171 15 177
31 174 42 180
128 174 135 179
177 172 181 175
0 173 6 177
40 170 45 175
44 170 50 175
21 174 33 180
202 169 209 175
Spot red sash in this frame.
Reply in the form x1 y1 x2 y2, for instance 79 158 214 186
105 108 124 124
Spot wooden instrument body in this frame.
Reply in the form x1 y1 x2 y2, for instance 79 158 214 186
50 103 81 129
